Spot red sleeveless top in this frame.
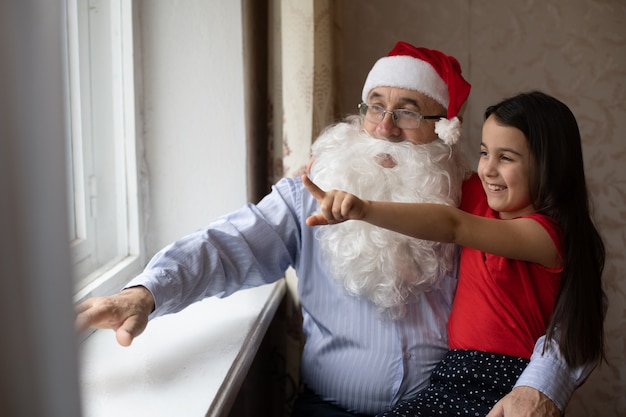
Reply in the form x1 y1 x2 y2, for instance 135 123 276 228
447 174 563 359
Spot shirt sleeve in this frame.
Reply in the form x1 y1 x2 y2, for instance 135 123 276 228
125 177 304 318
514 335 597 411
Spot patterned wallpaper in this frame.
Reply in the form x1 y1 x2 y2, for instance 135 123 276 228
337 1 625 415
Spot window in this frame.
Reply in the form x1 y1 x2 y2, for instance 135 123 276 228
66 0 143 300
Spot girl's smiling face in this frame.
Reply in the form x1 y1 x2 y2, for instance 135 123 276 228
478 115 536 219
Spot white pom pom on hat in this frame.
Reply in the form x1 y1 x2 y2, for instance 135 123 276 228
361 42 471 145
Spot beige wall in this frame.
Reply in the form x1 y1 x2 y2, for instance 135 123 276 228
336 1 626 415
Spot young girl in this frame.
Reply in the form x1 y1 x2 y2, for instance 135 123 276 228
303 91 605 416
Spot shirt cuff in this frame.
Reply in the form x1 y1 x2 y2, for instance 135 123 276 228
514 336 595 412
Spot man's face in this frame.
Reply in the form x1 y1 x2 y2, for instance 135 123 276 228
363 87 446 145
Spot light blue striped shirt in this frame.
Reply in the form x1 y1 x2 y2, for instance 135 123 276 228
128 177 585 415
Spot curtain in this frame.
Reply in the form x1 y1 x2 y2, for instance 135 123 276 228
243 0 334 197
242 1 335 415
242 0 269 204
270 0 334 183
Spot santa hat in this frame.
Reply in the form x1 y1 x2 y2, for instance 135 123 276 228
361 42 471 145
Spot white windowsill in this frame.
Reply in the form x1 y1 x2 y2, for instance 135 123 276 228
79 280 286 417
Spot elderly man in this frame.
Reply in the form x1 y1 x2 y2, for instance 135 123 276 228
77 42 585 417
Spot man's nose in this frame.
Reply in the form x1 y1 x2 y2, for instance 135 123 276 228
374 113 402 142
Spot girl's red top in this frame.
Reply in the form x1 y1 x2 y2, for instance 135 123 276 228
447 174 563 359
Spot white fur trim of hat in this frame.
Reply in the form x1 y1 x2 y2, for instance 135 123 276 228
361 55 449 110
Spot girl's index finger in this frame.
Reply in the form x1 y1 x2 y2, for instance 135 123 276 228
302 175 326 201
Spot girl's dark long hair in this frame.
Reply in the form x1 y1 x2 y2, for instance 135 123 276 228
485 91 605 367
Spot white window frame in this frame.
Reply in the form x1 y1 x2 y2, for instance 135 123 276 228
66 0 144 303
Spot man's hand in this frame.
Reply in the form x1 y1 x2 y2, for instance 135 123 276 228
75 286 155 347
486 386 561 417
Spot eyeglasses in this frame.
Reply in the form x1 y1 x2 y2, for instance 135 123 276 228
358 103 445 129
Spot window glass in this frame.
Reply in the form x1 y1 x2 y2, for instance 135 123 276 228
66 0 142 297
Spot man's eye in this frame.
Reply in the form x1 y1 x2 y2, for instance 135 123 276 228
369 104 384 113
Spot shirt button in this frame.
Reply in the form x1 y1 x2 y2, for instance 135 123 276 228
403 351 411 360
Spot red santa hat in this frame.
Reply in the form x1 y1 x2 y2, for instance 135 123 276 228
361 42 471 145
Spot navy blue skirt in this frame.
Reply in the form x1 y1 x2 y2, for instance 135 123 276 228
379 349 529 417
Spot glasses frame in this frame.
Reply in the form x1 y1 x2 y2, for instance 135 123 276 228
358 102 446 129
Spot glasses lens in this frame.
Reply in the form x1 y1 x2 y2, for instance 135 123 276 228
360 103 384 123
393 109 421 129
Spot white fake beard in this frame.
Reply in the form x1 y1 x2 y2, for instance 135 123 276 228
309 117 470 318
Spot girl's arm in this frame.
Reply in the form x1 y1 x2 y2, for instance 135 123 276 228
302 175 561 269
